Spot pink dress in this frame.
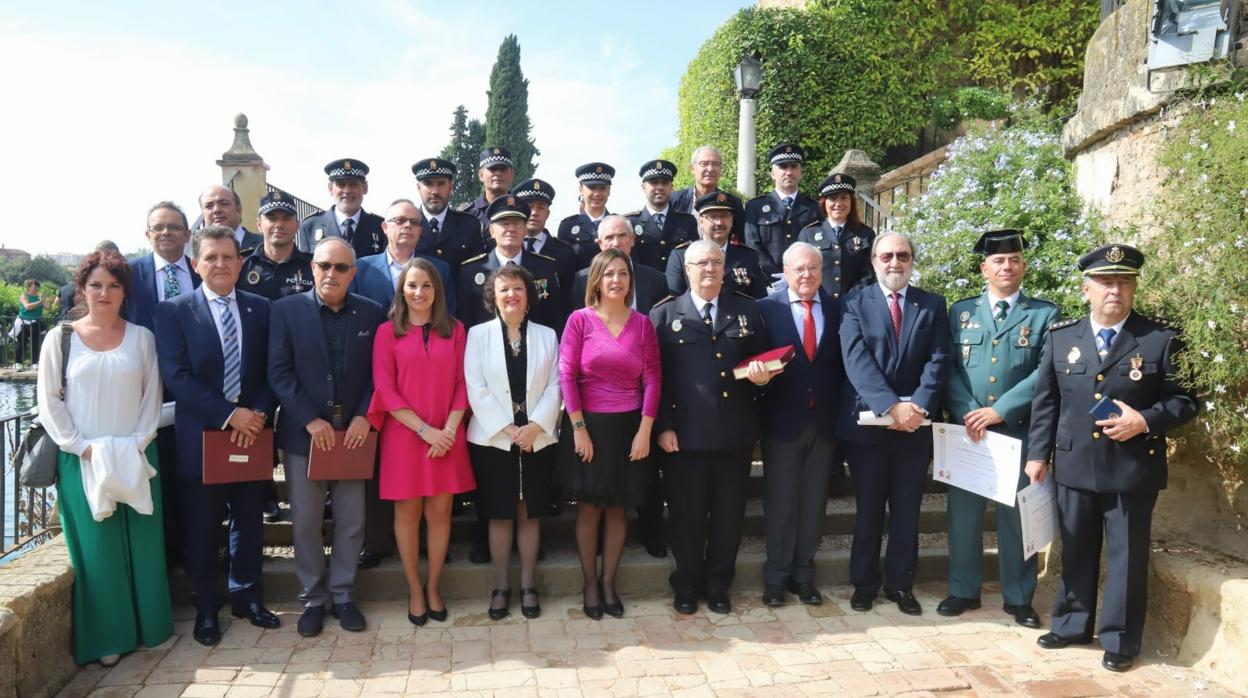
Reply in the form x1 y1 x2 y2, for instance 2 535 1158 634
368 320 475 499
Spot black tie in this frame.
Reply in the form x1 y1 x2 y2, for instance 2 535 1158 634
342 218 355 242
525 238 536 254
428 217 440 237
701 302 713 326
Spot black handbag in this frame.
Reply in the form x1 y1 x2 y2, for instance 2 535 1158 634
14 323 72 489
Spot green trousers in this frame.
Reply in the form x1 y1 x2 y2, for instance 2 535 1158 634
55 443 173 664
946 466 1038 606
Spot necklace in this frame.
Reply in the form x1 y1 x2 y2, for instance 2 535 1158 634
508 333 523 357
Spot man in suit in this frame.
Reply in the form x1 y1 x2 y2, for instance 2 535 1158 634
513 177 578 303
625 159 699 274
411 158 487 285
570 216 668 315
744 144 821 281
556 162 615 270
666 192 768 299
351 199 456 315
838 231 950 615
940 230 1059 628
458 146 516 233
296 159 387 258
651 239 774 615
238 191 314 303
201 185 262 253
757 242 842 607
1026 244 1198 673
155 225 279 646
670 146 745 245
269 238 387 637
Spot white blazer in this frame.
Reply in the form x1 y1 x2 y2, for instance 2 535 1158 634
465 318 562 451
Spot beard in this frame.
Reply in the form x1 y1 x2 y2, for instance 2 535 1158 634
878 270 911 292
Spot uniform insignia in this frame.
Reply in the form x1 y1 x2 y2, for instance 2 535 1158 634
344 161 352 170
962 345 971 360
833 174 843 183
474 272 485 285
247 270 261 285
571 225 580 235
315 227 325 241
1106 246 1125 263
762 204 771 213
653 295 676 307
1067 346 1081 363
1129 354 1144 381
959 311 970 325
814 231 823 241
732 266 750 285
595 165 603 174
535 278 550 299
494 148 501 155
507 196 516 206
534 181 541 190
430 160 437 169
1018 325 1031 347
1049 318 1079 331
785 146 793 153
635 224 644 235
738 315 750 336
672 319 682 332
273 191 282 200
851 236 862 250
717 193 728 203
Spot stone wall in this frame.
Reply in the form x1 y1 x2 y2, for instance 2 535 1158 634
0 540 77 698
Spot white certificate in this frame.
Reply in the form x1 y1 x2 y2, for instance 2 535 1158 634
1017 477 1058 560
931 423 1022 506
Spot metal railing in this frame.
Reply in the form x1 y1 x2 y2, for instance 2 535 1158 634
1 409 58 561
0 315 59 369
267 183 323 221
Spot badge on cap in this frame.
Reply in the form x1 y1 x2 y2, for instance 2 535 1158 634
474 272 485 285
273 191 282 200
785 146 793 153
430 160 438 169
1067 346 1081 363
718 193 727 202
494 148 501 155
534 181 541 190
1106 245 1125 263
507 196 516 206
834 174 843 183
671 319 682 332
595 165 603 174
344 161 352 170
247 270 261 285
762 204 771 213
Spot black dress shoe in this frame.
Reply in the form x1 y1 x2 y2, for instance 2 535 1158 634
884 589 922 615
786 581 823 605
1036 631 1093 649
468 545 491 565
408 594 428 626
231 601 280 629
427 603 448 623
193 610 221 646
936 595 982 617
1003 603 1042 628
706 591 732 615
673 592 698 615
520 588 541 619
297 606 325 637
642 536 668 559
850 589 875 612
489 589 511 621
1102 651 1134 672
357 548 386 570
762 584 786 607
332 602 366 632
263 501 284 523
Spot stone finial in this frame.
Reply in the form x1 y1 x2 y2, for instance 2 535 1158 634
221 112 262 164
834 149 883 194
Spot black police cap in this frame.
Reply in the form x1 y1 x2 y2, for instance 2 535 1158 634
324 158 368 181
258 190 297 217
511 178 555 204
767 143 804 165
479 147 514 169
639 159 677 182
1078 244 1144 276
486 195 531 222
575 162 615 185
818 173 856 198
411 158 456 181
694 190 741 214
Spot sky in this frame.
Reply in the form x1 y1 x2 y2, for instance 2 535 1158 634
0 0 751 257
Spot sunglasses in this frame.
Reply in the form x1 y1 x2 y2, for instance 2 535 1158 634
876 252 912 263
314 262 353 274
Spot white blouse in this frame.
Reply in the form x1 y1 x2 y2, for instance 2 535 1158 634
36 323 163 457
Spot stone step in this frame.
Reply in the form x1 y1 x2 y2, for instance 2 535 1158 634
252 492 982 546
170 532 1027 605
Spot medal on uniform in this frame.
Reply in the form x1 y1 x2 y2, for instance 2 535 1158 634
1129 354 1144 381
762 204 771 213
852 235 862 250
247 270 261 285
814 231 824 242
671 319 682 332
1067 346 1081 363
959 311 970 327
474 272 485 286
738 315 750 336
734 267 749 285
1018 325 1031 347
536 278 549 300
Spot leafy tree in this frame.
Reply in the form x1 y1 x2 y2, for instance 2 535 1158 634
0 255 71 287
439 105 485 206
484 35 539 182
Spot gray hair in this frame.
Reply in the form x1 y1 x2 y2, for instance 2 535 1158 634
690 145 723 165
388 198 419 210
313 236 356 263
783 241 821 268
596 214 633 239
191 224 240 258
871 231 916 259
685 239 724 263
146 200 189 230
94 240 120 254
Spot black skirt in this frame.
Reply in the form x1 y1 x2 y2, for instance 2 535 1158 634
559 410 651 507
469 442 556 519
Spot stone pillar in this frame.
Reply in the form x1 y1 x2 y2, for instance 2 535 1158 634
833 150 883 198
216 113 269 225
736 97 758 198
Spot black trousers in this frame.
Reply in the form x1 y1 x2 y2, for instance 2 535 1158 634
664 447 752 594
762 422 834 585
181 477 266 611
845 436 930 593
635 457 666 543
1051 484 1158 656
362 452 395 556
156 426 183 567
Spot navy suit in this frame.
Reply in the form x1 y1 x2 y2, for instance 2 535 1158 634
838 283 950 594
350 251 457 317
125 253 201 333
155 287 276 611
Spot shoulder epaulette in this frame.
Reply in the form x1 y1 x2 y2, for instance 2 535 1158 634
952 295 979 306
461 252 488 265
800 219 822 230
301 210 324 222
623 210 641 218
652 295 676 308
733 289 756 300
530 252 557 263
673 241 693 250
445 208 475 219
454 202 473 212
1049 318 1080 331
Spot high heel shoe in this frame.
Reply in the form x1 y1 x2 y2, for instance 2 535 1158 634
427 602 448 623
408 594 428 627
582 585 603 621
520 587 541 619
488 589 511 621
602 584 624 618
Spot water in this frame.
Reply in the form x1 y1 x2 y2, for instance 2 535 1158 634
0 380 37 416
2 380 42 559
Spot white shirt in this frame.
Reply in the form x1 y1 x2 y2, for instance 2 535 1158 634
234 225 248 247
788 288 823 346
153 255 193 300
334 208 362 232
1090 312 1130 346
385 248 412 287
526 230 549 254
646 205 670 219
496 249 523 267
201 285 243 370
987 289 1022 315
689 290 719 324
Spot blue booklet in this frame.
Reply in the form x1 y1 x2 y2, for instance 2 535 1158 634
1089 396 1121 421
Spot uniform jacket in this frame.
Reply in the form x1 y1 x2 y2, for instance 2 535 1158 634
267 291 386 458
744 191 821 279
457 196 491 237
417 209 487 282
757 289 843 441
837 283 951 445
665 242 768 299
671 186 745 243
625 209 699 273
797 220 876 301
296 208 387 259
238 227 264 254
526 232 578 306
457 250 567 334
464 318 562 452
556 211 611 270
125 253 202 333
237 246 314 301
350 251 457 317
1026 313 1199 492
650 291 770 450
570 260 668 315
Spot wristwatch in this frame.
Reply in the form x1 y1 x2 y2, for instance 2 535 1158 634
572 419 586 430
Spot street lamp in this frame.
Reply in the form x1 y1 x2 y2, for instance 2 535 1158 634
734 54 763 197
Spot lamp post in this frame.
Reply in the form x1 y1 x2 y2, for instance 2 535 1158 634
733 54 762 198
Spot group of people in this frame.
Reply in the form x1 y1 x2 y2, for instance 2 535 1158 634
36 141 1197 678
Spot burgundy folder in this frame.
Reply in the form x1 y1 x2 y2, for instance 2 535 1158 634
202 428 275 484
732 346 796 380
307 431 378 480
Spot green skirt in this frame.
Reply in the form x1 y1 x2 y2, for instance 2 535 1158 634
54 442 173 664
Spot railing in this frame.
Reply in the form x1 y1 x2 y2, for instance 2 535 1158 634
1 409 58 561
267 183 323 221
0 315 60 369
857 191 892 232
871 145 949 230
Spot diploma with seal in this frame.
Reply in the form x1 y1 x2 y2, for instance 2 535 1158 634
732 345 796 380
202 428 275 484
307 430 379 480
1017 477 1058 560
931 423 1022 506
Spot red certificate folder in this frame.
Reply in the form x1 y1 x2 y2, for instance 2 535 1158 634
732 346 796 380
202 428 275 484
307 431 378 480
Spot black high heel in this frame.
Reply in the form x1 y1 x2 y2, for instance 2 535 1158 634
408 593 428 627
602 583 624 618
582 584 603 621
488 589 511 621
520 587 541 619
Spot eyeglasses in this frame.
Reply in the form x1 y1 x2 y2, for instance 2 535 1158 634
386 216 421 227
148 224 186 233
314 262 353 274
695 160 723 169
789 265 820 275
876 252 912 263
687 259 724 269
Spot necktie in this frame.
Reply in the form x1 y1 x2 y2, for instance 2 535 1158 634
1097 328 1117 358
591 218 601 231
654 213 666 229
342 218 355 242
162 264 181 300
216 297 241 402
832 225 843 238
782 196 794 211
994 299 1009 325
701 302 714 326
890 292 903 343
800 300 816 360
428 217 440 237
525 237 536 254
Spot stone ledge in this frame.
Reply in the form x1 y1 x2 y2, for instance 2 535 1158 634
0 538 76 698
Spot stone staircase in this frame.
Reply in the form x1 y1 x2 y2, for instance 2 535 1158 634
171 460 1025 604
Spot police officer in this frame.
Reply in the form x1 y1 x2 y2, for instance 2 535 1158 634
798 173 875 301
939 230 1058 628
458 146 516 234
1026 244 1198 673
239 191 315 302
411 158 487 285
625 159 698 274
666 192 768 299
297 159 387 258
556 162 615 270
512 177 577 305
651 239 774 615
744 143 821 280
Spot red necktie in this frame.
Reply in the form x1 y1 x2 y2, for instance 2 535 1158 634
890 292 903 343
801 300 816 361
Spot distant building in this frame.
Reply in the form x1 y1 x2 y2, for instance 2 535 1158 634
49 253 84 268
0 245 31 260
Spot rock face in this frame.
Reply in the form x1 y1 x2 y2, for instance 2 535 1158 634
0 539 76 698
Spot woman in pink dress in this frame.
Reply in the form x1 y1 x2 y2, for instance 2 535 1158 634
560 248 661 619
368 257 473 626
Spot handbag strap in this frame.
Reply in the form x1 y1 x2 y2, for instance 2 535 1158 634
57 322 72 401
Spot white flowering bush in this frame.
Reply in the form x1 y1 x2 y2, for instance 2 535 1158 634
894 105 1106 316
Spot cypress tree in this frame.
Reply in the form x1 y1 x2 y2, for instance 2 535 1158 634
484 34 539 181
439 105 485 206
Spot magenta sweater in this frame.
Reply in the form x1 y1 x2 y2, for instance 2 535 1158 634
559 307 661 417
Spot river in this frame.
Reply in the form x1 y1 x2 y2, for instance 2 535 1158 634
2 380 42 559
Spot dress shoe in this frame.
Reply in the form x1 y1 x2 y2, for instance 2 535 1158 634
489 589 511 621
602 587 624 618
297 606 325 637
332 602 366 632
468 545 491 565
1102 651 1134 672
786 581 823 605
642 535 668 559
231 601 280 629
408 594 428 627
357 547 386 570
520 588 541 619
427 603 448 623
936 595 981 617
1036 631 1093 649
706 591 732 615
1003 603 1041 628
850 589 875 612
673 592 698 615
762 584 786 607
263 501 284 523
884 589 922 615
98 654 121 667
193 610 221 646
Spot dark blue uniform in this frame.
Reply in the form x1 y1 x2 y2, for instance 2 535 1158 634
665 242 768 299
625 209 699 274
797 220 876 301
238 247 314 301
744 191 821 279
